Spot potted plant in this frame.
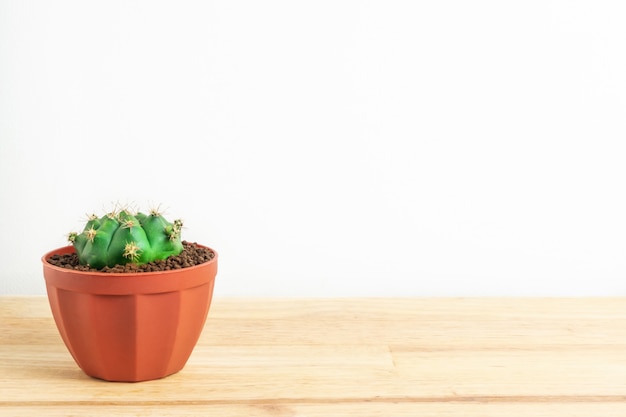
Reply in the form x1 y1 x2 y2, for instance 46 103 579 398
41 207 218 382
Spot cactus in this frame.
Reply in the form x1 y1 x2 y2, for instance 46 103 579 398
68 208 184 270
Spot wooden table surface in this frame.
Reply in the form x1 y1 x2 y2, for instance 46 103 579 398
2 296 626 416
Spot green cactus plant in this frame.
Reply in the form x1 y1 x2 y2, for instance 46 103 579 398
68 208 184 270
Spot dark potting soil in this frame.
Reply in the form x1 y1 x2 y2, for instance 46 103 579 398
46 241 215 273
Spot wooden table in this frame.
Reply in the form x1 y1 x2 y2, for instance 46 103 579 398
2 297 626 416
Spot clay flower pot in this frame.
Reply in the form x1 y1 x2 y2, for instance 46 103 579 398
41 244 218 382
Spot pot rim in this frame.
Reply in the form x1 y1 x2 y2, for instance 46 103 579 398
41 244 218 277
42 244 218 294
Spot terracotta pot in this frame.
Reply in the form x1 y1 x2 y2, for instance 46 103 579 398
41 245 218 382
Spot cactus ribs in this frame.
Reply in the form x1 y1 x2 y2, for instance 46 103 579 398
69 209 185 269
47 241 215 273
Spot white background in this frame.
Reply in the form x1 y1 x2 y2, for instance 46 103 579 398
1 0 625 296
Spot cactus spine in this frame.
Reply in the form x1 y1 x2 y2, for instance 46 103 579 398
68 208 184 269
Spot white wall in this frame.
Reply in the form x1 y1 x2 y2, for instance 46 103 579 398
1 0 625 296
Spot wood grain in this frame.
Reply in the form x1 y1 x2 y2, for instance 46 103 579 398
2 297 626 416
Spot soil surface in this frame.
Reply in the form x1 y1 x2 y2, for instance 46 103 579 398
46 241 215 273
